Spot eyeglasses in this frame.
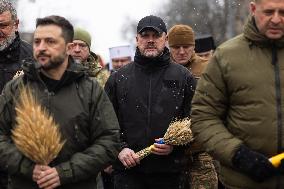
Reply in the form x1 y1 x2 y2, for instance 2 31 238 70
0 22 14 30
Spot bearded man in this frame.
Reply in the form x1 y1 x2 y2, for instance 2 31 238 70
0 1 32 188
105 15 196 189
0 0 32 93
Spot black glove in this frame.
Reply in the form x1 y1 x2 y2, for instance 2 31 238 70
279 159 284 174
232 145 277 182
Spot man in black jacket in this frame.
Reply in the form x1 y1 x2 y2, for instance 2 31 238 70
0 0 32 93
0 1 32 188
105 15 196 189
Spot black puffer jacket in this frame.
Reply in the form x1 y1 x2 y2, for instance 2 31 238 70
0 58 120 189
0 32 32 92
105 47 196 173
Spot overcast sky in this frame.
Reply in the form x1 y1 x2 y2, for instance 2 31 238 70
17 0 166 63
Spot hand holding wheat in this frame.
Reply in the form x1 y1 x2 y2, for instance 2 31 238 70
136 118 193 160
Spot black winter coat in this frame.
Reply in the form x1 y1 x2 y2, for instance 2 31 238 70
0 32 32 92
0 32 32 189
105 47 196 173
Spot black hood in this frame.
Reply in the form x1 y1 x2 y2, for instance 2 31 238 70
134 47 171 69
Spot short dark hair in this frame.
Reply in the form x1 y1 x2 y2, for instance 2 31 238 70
36 15 74 43
0 0 17 21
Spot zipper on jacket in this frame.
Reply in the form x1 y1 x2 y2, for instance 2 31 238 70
272 46 282 189
47 91 55 109
146 73 152 143
35 71 54 110
272 47 282 154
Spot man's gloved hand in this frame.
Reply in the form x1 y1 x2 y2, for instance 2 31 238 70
278 159 284 174
232 145 277 182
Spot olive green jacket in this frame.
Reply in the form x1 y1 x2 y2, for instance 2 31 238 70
0 58 120 189
191 16 284 189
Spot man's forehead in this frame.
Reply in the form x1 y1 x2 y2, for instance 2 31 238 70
0 10 12 22
73 39 86 44
198 50 211 54
139 29 161 35
34 25 63 39
171 44 193 48
112 57 131 61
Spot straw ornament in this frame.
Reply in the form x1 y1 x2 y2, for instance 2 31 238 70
12 86 65 165
136 118 193 160
13 70 24 79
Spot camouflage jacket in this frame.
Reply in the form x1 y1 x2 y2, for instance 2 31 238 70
82 53 110 87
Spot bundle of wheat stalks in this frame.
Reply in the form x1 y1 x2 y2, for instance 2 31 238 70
12 86 65 165
136 118 193 160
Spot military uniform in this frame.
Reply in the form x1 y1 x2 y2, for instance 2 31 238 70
83 52 110 87
187 152 218 189
168 24 218 189
184 53 218 189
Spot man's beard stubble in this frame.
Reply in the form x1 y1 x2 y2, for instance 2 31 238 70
0 31 16 51
140 44 164 58
39 52 66 71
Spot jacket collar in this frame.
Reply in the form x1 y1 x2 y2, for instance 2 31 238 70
184 52 198 67
134 47 171 69
22 56 87 86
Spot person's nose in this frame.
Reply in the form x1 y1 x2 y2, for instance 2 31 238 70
118 61 124 67
271 12 281 24
73 44 81 52
179 47 185 54
37 41 47 51
147 35 156 43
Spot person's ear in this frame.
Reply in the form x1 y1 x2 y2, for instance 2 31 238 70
14 19 19 30
250 2 257 16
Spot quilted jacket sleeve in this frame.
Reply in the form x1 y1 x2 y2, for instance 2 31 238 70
191 50 243 166
55 80 120 185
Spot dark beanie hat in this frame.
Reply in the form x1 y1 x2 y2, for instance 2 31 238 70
73 27 92 48
168 24 195 47
195 35 215 53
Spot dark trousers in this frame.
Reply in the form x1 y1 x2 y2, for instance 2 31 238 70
113 170 184 189
102 171 114 189
0 171 7 189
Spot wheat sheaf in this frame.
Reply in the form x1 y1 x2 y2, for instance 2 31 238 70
136 118 193 160
12 86 65 165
